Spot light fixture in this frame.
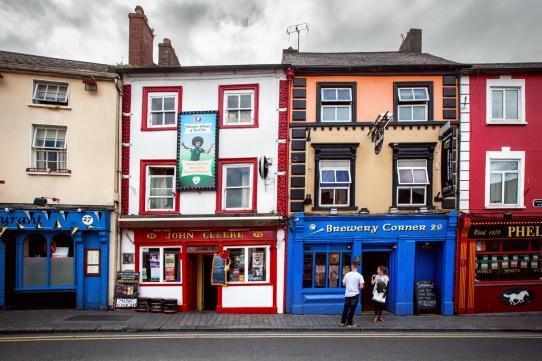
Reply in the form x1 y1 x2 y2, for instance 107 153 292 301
358 208 369 215
4 207 12 212
303 194 312 205
82 76 97 91
330 208 338 215
33 197 59 207
504 211 513 219
419 207 428 213
389 207 399 214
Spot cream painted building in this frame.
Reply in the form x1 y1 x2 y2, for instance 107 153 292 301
0 50 120 310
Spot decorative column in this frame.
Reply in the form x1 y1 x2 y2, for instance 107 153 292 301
99 231 110 310
73 232 84 310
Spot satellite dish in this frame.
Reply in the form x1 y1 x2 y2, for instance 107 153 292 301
259 156 269 179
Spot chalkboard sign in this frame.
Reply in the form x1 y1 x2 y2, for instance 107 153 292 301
211 254 227 286
114 271 139 309
414 280 438 314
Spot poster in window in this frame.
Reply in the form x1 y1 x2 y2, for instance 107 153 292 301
164 253 176 281
251 252 264 281
315 265 326 287
150 250 160 281
329 265 339 288
177 111 218 190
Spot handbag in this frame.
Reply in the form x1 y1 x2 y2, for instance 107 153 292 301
376 281 387 294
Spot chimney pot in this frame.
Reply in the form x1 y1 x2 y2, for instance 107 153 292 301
158 38 181 67
135 5 144 15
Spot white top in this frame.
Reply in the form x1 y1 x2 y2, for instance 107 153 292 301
343 271 364 297
372 274 390 302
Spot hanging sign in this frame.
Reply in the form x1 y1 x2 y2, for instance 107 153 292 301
367 111 392 154
177 111 218 190
440 125 456 197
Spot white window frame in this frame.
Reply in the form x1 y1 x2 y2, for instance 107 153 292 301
32 126 68 171
485 148 525 208
222 163 254 211
320 88 352 123
139 246 182 283
223 89 255 125
147 92 178 128
486 78 526 124
397 87 430 122
146 166 176 211
396 159 429 207
397 87 429 102
224 246 270 284
32 80 69 106
318 160 351 207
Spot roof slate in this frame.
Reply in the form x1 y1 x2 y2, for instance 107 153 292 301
282 50 460 67
0 50 117 79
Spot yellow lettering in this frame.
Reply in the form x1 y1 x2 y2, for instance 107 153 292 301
508 226 516 237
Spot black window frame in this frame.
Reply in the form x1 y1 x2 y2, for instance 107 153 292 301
393 82 434 122
316 82 357 123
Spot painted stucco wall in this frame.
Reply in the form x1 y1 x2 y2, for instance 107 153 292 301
467 73 542 213
0 72 119 206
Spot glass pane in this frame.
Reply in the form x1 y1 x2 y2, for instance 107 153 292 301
342 252 352 280
164 248 180 282
248 248 266 282
502 240 529 252
337 89 350 100
239 110 252 123
336 170 350 182
314 253 326 288
505 90 519 119
491 161 518 171
531 239 541 251
321 170 335 182
227 94 239 108
320 189 334 205
322 107 335 121
412 188 426 204
151 97 163 110
492 90 503 119
226 166 251 187
322 88 336 101
240 94 252 108
413 169 428 183
490 173 502 203
151 113 162 125
504 173 518 204
412 106 426 121
399 169 413 184
148 248 161 282
413 88 428 100
398 106 412 121
227 111 239 123
399 88 413 100
481 240 500 252
150 167 174 175
328 253 340 288
228 248 245 282
23 234 48 287
335 189 349 205
398 159 426 167
164 112 176 124
163 97 175 110
150 197 173 210
336 107 350 121
398 188 411 204
303 253 313 288
51 257 74 286
225 188 249 208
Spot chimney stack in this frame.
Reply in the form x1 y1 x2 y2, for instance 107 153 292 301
399 28 422 53
128 6 154 67
158 38 181 67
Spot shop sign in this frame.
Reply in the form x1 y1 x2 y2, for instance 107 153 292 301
177 111 218 190
533 199 542 208
143 230 273 242
414 280 438 314
440 125 455 198
500 287 535 306
367 111 392 155
468 223 542 239
0 209 107 232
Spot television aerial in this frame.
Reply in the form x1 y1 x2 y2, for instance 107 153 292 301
286 23 309 50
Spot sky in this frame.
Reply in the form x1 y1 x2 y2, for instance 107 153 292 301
0 0 540 66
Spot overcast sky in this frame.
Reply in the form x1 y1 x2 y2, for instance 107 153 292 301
1 0 540 66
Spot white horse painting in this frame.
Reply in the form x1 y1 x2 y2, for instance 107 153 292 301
503 290 530 305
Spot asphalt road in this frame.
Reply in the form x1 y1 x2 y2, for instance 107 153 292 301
0 332 541 361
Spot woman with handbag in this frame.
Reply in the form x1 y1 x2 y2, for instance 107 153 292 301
371 265 389 322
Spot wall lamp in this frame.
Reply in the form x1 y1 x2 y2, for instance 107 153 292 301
303 194 312 205
33 197 60 207
503 211 513 219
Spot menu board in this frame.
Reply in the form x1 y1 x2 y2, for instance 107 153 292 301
414 280 438 314
211 253 227 286
114 271 139 309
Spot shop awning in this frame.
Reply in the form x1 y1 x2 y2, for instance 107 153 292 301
118 214 285 229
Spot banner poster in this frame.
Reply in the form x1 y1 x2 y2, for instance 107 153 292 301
150 250 160 281
165 253 176 281
177 111 218 190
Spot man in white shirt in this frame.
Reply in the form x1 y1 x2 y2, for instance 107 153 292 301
339 259 364 327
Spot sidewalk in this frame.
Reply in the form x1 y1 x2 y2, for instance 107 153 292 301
1 310 541 334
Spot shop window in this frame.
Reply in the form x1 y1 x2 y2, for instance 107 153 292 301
140 247 181 283
316 82 356 122
22 233 74 288
475 239 541 281
226 246 268 283
32 126 67 171
141 86 182 131
219 84 259 128
486 78 525 124
218 158 257 213
303 249 352 288
485 149 525 208
394 82 433 122
32 80 69 106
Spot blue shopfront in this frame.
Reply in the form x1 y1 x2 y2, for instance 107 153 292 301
286 212 458 315
0 209 110 310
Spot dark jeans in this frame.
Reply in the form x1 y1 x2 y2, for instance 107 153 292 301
373 300 385 316
340 294 359 325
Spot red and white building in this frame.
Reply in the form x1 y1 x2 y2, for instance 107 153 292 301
456 63 542 313
117 7 289 313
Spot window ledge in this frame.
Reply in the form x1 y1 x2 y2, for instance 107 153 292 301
311 206 359 211
26 168 71 176
486 121 527 125
484 205 526 209
28 103 72 110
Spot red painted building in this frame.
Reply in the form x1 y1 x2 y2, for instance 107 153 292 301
456 64 542 313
